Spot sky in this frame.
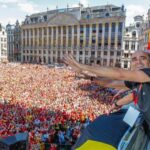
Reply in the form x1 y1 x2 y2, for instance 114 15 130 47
0 0 150 27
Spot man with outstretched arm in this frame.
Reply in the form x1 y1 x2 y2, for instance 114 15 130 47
64 50 150 149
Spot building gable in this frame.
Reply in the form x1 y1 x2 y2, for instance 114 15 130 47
47 13 79 26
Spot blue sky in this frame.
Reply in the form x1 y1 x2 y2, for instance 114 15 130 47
0 0 149 27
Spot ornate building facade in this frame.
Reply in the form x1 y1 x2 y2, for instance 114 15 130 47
6 20 21 62
140 9 150 51
0 24 7 62
21 4 125 66
121 15 143 69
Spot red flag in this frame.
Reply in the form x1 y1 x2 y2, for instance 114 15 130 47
147 42 150 50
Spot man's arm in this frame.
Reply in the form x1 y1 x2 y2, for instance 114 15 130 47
93 78 129 90
105 80 129 90
115 92 133 106
107 93 133 114
84 65 150 83
64 55 150 83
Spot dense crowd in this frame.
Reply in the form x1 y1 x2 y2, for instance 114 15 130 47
0 63 116 150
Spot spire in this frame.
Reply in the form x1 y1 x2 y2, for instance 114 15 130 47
67 4 69 11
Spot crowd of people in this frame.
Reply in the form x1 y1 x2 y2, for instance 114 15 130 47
0 63 117 150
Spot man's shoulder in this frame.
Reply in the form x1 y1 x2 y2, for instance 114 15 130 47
140 68 150 77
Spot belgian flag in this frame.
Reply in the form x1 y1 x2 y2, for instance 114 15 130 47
72 109 129 150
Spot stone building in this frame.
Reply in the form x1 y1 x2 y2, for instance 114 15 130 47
21 4 125 66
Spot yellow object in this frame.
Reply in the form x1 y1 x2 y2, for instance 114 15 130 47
76 140 116 150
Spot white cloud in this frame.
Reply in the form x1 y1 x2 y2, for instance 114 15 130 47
0 17 23 27
126 5 147 26
17 2 39 14
71 3 79 7
71 0 89 8
0 0 49 26
1 4 7 8
0 0 21 4
45 4 58 11
0 0 40 14
80 0 89 7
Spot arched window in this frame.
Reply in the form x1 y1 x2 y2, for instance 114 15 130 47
132 31 136 38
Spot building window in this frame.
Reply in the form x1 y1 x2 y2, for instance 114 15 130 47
39 28 42 36
131 41 136 50
73 51 76 55
44 28 47 35
117 51 121 56
103 59 107 66
86 25 90 35
110 51 114 56
110 59 113 66
104 51 107 55
80 25 84 34
63 26 66 34
111 43 115 49
104 42 108 49
80 36 83 47
125 41 129 50
98 24 102 33
98 43 101 48
74 36 77 47
111 22 115 44
57 51 60 57
92 24 96 33
68 51 71 54
74 25 77 34
97 51 101 56
85 51 88 55
124 61 128 68
105 23 109 32
124 53 129 58
132 31 136 38
105 13 109 17
136 23 140 28
48 57 51 63
92 36 96 44
91 51 95 56
23 56 25 61
43 56 46 63
79 58 82 63
79 51 83 55
53 57 55 63
49 27 51 35
68 26 72 34
63 51 66 54
58 27 61 34
53 27 56 38
118 42 121 49
85 58 89 64
118 22 123 32
111 22 116 32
